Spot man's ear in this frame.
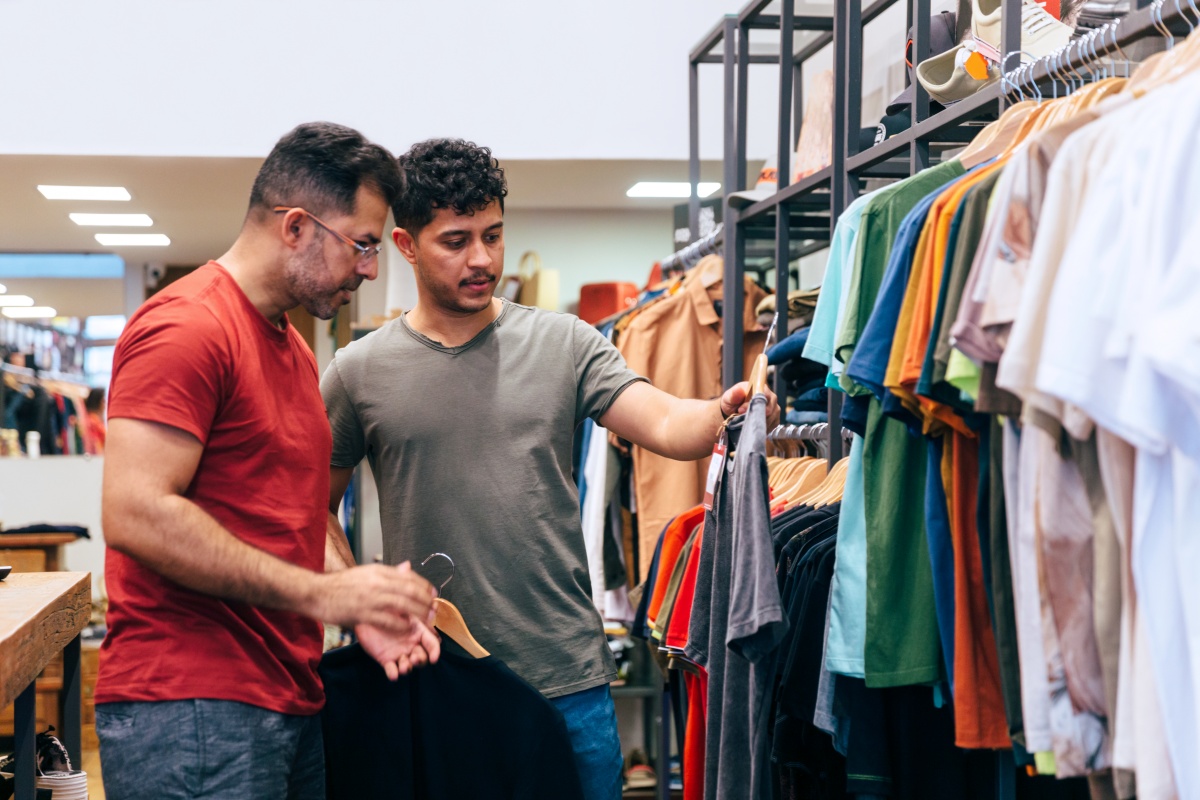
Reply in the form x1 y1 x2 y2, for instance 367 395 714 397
278 208 308 249
392 227 418 265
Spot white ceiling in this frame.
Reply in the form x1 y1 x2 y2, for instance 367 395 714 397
0 155 727 270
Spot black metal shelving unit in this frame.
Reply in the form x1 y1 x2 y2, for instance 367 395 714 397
696 0 1190 467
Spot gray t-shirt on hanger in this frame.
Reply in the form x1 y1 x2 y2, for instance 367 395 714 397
321 300 646 697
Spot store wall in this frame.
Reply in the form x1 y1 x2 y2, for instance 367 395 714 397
1 0 778 163
0 456 105 598
355 208 675 322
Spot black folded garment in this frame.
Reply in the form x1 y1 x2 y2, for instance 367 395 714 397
2 524 90 539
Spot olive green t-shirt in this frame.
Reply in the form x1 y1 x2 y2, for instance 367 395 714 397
321 300 646 697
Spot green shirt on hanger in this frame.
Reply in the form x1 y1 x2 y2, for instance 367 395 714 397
833 158 965 689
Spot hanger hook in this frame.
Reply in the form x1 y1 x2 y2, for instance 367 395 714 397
1067 40 1087 88
1176 0 1196 34
1186 0 1200 30
420 552 456 594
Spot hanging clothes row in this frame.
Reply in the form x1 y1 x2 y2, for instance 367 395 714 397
575 253 772 599
1 364 101 455
789 25 1200 800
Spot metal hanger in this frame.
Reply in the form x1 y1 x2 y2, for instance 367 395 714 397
1175 0 1196 36
419 552 490 658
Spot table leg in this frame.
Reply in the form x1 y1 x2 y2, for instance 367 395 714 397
61 635 82 768
14 682 35 800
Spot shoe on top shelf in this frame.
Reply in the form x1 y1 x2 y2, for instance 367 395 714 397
916 39 1001 104
973 0 1074 60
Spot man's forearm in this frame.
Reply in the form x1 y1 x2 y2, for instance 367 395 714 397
106 492 323 617
654 398 726 461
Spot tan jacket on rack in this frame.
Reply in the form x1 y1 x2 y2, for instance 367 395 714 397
617 271 768 579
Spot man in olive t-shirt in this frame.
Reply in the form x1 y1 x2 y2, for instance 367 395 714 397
321 138 777 800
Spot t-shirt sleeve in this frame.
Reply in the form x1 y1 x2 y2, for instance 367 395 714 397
107 301 227 445
571 318 647 424
320 358 367 468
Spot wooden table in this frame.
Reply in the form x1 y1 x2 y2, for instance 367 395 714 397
0 533 80 573
0 571 90 799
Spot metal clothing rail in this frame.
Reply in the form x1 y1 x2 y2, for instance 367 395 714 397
660 223 724 273
1 362 88 387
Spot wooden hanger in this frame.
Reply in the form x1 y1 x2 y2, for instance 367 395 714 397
433 598 490 658
419 553 490 658
958 100 1038 169
690 254 724 289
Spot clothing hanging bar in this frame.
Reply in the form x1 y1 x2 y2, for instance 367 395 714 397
1 362 89 388
768 422 853 443
660 223 725 273
1001 0 1196 99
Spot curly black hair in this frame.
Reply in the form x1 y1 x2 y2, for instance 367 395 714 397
248 122 400 218
393 138 508 234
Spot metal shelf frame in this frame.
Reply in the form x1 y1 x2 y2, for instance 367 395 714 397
690 0 1191 466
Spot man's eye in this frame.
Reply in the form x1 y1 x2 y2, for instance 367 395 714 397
446 240 465 249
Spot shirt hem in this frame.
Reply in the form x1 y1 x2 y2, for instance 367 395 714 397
538 668 618 700
863 665 940 688
824 656 865 678
94 687 321 717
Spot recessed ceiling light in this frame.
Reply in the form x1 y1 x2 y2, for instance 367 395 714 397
95 233 171 247
0 296 35 307
627 181 721 199
3 307 57 319
70 213 153 227
38 185 131 201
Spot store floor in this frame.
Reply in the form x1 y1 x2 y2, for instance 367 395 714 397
82 748 103 798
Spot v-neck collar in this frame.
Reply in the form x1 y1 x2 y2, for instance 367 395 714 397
399 300 513 355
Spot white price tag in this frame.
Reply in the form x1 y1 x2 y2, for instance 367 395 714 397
703 432 728 511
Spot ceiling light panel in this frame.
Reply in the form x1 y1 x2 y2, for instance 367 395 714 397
3 307 58 319
95 233 171 247
38 185 131 201
626 181 721 199
70 213 153 227
0 296 35 307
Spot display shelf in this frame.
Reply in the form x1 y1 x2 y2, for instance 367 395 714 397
734 165 834 223
847 85 1002 175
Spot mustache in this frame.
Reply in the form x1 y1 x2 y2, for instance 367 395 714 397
459 272 497 286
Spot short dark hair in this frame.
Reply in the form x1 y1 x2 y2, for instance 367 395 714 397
248 122 401 218
393 138 507 234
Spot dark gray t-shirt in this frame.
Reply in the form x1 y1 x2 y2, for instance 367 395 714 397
321 300 645 697
685 394 787 800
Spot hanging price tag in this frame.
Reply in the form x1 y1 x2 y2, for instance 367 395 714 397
703 432 728 511
964 51 991 81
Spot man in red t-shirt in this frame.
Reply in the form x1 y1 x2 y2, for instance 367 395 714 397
96 123 438 800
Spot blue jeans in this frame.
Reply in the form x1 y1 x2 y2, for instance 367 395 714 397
550 684 623 800
96 700 324 799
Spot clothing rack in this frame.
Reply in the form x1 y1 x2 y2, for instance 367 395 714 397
1 363 90 390
768 422 853 443
695 0 1195 471
661 223 724 273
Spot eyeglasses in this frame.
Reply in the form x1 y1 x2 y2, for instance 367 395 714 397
273 206 382 262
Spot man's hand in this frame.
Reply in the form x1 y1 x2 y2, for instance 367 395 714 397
314 561 436 635
719 380 781 426
357 617 442 681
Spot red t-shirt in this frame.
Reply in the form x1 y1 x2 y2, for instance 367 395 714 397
96 262 331 716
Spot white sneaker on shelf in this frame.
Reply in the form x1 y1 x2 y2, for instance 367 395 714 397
973 0 1073 61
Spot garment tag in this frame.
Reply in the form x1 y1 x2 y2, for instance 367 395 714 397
702 433 728 511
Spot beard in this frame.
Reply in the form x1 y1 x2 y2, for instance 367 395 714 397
286 241 359 320
417 264 497 315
